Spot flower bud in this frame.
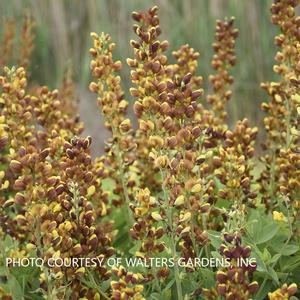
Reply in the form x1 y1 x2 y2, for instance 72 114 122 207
180 211 191 222
10 160 22 173
287 283 297 296
174 195 184 206
191 183 201 193
151 212 163 221
248 281 259 294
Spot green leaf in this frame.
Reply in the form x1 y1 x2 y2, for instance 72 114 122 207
269 253 281 264
267 267 279 284
268 235 286 251
7 275 24 300
128 241 142 256
215 198 231 209
254 280 274 300
150 293 161 300
207 230 221 249
151 291 171 300
280 256 300 272
199 268 215 288
272 244 299 256
211 251 223 260
163 278 175 291
251 247 268 273
0 266 7 276
262 248 271 262
256 223 279 244
213 177 225 190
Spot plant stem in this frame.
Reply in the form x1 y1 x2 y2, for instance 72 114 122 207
86 269 111 300
201 213 210 260
34 220 57 300
160 167 183 300
111 126 134 225
171 238 183 300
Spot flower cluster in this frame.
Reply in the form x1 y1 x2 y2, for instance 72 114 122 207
0 19 15 68
0 14 35 71
203 232 258 300
18 14 35 70
110 267 145 300
89 32 137 210
215 118 258 205
207 17 238 127
268 283 297 300
0 66 113 299
259 0 300 211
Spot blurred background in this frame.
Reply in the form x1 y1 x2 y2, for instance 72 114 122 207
0 0 284 155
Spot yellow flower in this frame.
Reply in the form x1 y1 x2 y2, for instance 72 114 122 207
174 195 185 206
151 212 163 221
87 185 96 197
272 211 287 222
268 289 288 300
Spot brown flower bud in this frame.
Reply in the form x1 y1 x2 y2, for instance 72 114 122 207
248 281 259 294
66 149 75 159
192 126 202 138
15 192 26 205
183 73 192 85
155 227 164 239
216 271 227 283
3 199 14 208
241 177 250 188
133 102 143 116
130 39 140 49
163 117 173 131
212 156 222 167
217 284 227 295
178 128 190 141
89 82 98 93
55 184 65 195
152 61 161 73
47 187 57 201
47 176 59 187
157 81 167 93
130 88 139 97
127 58 138 67
10 160 22 173
167 136 177 149
14 178 25 191
88 234 98 250
0 134 8 149
160 102 170 114
132 11 142 21
83 136 92 149
119 119 131 133
200 203 210 213
150 41 160 53
191 89 203 99
40 148 50 160
287 283 297 296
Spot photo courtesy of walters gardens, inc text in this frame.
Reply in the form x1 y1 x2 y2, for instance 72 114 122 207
0 0 300 300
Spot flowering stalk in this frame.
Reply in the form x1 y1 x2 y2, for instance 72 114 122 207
89 32 136 218
207 17 238 127
18 14 35 70
259 0 300 215
203 231 259 300
0 19 16 68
